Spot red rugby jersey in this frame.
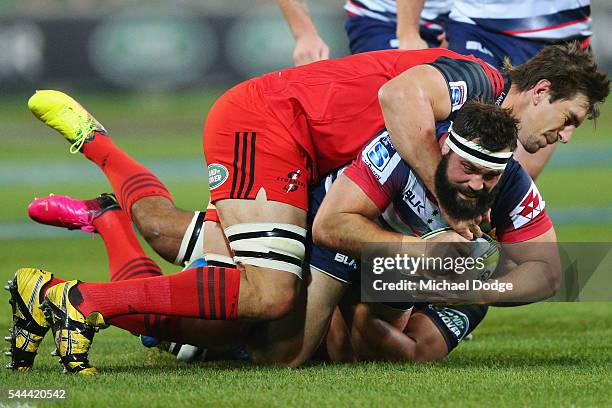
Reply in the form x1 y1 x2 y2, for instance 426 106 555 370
253 48 505 178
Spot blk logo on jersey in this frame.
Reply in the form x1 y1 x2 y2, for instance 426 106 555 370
510 184 545 228
449 81 468 112
403 189 425 214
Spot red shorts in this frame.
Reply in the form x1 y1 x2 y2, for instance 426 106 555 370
203 80 312 212
204 208 219 223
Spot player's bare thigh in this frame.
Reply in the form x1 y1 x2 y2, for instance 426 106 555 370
246 266 346 367
204 81 312 320
192 220 345 367
215 191 306 228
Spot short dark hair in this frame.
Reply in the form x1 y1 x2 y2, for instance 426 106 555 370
503 42 610 120
452 100 519 152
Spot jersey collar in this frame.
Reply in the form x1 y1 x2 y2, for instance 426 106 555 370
495 74 512 106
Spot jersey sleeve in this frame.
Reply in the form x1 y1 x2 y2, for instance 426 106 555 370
491 160 553 243
343 129 410 212
427 56 498 118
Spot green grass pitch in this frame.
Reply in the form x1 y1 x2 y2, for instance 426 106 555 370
0 91 611 407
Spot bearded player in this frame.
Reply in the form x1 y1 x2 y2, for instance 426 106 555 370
9 100 553 371
19 44 607 373
9 100 510 371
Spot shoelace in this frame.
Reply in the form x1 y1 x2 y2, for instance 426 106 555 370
59 106 97 154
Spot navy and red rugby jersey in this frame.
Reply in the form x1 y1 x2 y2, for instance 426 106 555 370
339 129 552 243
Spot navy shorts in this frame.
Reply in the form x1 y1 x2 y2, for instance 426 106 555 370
308 174 414 311
414 303 488 352
307 175 357 284
344 15 444 54
446 20 589 69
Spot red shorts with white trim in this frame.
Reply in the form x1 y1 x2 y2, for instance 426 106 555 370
203 80 312 212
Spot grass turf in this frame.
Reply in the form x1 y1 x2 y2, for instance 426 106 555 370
0 91 611 407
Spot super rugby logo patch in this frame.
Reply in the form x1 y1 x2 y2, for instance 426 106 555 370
362 130 401 184
367 140 391 171
208 164 228 190
449 80 467 112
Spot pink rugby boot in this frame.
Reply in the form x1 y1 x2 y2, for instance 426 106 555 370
27 193 119 233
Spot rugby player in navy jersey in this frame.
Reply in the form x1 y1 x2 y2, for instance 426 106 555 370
298 100 553 364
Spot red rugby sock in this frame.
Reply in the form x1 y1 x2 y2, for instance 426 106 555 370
40 276 184 342
111 314 183 342
91 204 185 340
41 277 65 298
81 132 173 219
93 209 162 281
72 266 240 321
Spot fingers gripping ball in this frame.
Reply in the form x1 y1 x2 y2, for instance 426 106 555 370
420 227 500 280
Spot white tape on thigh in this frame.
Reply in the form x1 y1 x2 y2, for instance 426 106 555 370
174 211 205 266
225 223 307 277
204 253 236 267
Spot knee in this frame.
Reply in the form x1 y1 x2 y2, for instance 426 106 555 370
243 265 302 321
134 217 163 241
411 345 446 363
132 206 177 242
256 285 299 320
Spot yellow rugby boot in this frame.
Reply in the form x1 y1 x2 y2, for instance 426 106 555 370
5 268 54 371
28 90 107 153
41 281 108 375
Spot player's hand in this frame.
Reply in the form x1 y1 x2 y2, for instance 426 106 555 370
439 205 484 241
293 33 330 66
421 231 471 278
426 230 471 255
398 35 428 50
436 32 448 49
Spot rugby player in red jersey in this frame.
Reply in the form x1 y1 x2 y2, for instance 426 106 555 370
9 101 513 371
17 44 607 373
10 100 557 371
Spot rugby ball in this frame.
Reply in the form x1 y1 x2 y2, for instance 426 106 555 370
420 227 500 281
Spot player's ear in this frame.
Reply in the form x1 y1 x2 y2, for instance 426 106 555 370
532 79 552 105
441 142 451 155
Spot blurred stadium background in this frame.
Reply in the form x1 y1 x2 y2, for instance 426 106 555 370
0 1 610 406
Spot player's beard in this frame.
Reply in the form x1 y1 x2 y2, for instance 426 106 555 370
434 154 500 221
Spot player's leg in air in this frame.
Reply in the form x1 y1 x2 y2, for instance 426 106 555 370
25 86 310 371
26 92 203 267
28 88 305 317
7 194 249 373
